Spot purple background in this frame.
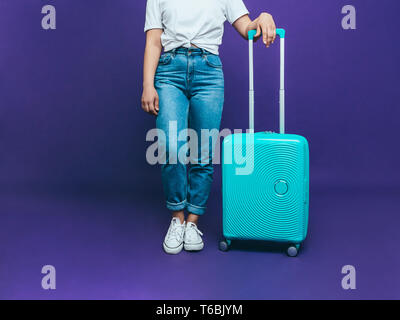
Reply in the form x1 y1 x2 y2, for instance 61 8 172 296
0 0 399 299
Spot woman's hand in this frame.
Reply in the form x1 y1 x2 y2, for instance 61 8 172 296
234 12 276 48
141 85 159 116
247 12 276 47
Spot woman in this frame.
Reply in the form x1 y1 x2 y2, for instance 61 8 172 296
142 0 276 254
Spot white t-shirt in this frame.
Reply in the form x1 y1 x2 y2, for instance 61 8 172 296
144 0 249 55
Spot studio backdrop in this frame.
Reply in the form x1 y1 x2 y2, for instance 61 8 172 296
0 0 399 299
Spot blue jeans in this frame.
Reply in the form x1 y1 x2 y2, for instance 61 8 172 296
155 47 224 215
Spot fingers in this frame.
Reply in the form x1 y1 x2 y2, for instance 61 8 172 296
149 94 159 116
256 13 277 48
151 103 158 116
254 25 262 40
141 92 159 116
154 94 159 114
260 23 268 46
262 24 276 48
141 98 149 114
148 100 158 116
142 99 157 116
267 26 276 47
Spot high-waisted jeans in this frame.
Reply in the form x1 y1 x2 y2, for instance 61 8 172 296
154 47 224 215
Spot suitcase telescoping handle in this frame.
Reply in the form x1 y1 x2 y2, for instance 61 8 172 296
248 28 286 134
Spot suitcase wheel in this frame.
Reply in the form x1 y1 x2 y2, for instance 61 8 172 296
219 239 231 252
286 244 300 257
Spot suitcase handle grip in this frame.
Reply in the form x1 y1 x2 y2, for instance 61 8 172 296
247 28 285 40
248 29 257 40
248 28 285 134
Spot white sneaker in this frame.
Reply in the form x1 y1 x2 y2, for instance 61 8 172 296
163 217 185 254
183 222 204 251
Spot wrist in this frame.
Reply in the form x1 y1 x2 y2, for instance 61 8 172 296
246 17 259 34
143 82 154 89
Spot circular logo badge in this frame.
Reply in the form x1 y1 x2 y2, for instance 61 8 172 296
274 180 288 195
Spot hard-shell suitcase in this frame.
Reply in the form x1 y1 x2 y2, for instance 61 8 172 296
220 29 310 257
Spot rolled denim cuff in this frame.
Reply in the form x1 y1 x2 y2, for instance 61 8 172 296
186 202 206 216
166 199 186 212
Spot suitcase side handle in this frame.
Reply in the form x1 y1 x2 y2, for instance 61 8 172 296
248 28 285 134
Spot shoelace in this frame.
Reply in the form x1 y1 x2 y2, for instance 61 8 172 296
188 224 203 237
167 221 185 242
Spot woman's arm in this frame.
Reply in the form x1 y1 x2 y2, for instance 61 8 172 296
142 29 163 116
233 13 276 47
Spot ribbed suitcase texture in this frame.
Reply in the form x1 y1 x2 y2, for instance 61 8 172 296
222 132 309 244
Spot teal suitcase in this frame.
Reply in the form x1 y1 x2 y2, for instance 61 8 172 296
220 29 310 257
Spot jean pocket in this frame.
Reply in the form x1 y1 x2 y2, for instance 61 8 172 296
158 53 172 66
204 54 222 68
